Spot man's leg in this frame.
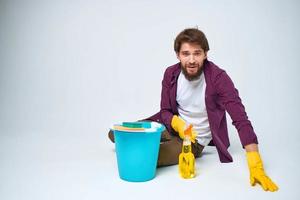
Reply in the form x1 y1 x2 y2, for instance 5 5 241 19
157 134 204 167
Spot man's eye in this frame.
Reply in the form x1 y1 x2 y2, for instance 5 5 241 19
182 52 189 56
194 52 201 56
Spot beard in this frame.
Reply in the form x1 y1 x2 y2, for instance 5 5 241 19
181 63 203 81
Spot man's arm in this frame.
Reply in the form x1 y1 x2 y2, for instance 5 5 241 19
214 70 278 192
214 70 258 147
160 68 175 132
245 143 258 152
159 68 194 140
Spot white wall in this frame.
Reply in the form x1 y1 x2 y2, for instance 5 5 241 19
1 0 299 155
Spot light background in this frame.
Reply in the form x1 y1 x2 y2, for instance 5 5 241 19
0 0 299 199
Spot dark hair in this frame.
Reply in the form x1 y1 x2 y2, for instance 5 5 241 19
174 28 210 53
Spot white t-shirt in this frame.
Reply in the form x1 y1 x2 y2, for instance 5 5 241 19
176 71 212 146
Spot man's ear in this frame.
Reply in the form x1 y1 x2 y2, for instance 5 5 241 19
176 52 180 60
204 51 208 59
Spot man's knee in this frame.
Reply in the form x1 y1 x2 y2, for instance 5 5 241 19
157 136 182 167
108 130 114 143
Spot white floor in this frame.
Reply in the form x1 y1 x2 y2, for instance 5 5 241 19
0 128 298 200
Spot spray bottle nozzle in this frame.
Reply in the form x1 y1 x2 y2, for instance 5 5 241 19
184 124 193 137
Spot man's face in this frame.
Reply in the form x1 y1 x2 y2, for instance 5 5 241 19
177 42 207 81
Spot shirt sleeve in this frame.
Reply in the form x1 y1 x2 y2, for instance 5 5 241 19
214 71 258 147
160 69 175 134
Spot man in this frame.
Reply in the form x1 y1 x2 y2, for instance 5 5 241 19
109 28 278 192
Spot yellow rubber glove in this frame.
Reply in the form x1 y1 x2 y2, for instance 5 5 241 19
246 152 279 192
171 115 197 143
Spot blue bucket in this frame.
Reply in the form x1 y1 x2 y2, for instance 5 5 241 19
113 121 165 182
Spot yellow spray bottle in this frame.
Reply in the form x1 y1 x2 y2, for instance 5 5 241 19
178 124 195 179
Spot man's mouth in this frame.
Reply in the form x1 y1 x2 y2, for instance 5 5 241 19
186 65 197 72
187 65 197 69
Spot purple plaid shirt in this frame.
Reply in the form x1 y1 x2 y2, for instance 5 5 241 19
146 59 258 163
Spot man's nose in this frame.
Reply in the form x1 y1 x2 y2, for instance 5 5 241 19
189 55 195 63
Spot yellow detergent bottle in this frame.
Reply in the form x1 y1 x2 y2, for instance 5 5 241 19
179 124 195 179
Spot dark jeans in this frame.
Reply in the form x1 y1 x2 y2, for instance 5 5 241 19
108 129 204 167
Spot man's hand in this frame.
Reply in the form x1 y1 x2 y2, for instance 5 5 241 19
246 151 279 192
171 115 197 143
